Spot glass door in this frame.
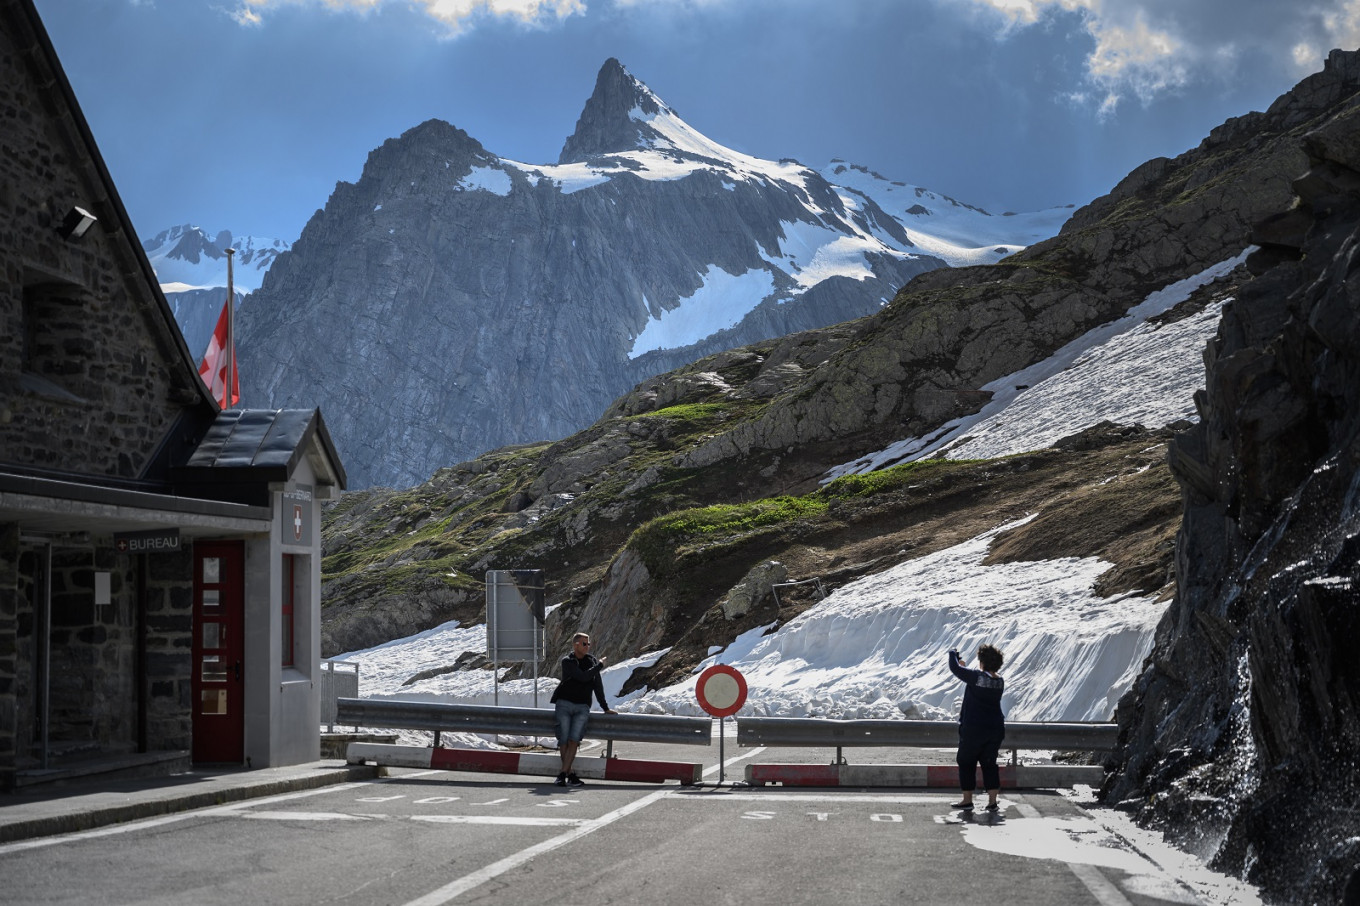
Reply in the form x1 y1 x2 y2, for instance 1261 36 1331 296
191 541 244 763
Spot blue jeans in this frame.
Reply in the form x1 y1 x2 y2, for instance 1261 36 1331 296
555 700 591 745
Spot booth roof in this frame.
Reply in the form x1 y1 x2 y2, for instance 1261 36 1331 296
178 408 346 490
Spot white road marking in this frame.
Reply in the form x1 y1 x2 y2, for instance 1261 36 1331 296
400 788 671 906
701 745 765 777
0 769 449 857
1069 863 1138 906
669 792 957 804
240 811 371 821
411 816 587 827
0 782 373 856
1012 801 1135 906
236 810 589 828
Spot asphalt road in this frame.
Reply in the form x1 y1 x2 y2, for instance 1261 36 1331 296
0 739 1207 906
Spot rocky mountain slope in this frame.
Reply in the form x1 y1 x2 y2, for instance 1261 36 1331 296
319 49 1360 903
233 59 1065 489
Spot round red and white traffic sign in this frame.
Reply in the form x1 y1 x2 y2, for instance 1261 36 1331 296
695 664 747 718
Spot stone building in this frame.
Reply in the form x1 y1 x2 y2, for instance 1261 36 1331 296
1 0 346 789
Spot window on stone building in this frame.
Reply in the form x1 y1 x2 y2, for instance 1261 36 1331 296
20 280 89 402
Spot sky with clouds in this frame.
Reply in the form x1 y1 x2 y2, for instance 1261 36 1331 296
31 0 1360 243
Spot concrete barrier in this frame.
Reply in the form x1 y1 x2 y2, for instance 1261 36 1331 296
347 743 703 785
744 762 1104 788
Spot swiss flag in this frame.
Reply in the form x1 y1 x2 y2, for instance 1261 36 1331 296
198 298 239 408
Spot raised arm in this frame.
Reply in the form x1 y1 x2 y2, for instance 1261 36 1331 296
948 649 976 683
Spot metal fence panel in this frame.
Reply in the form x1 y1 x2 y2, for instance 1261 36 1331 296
320 661 359 731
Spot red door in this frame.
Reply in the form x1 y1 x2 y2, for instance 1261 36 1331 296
192 541 245 763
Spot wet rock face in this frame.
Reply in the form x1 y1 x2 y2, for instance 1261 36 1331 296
1108 50 1360 904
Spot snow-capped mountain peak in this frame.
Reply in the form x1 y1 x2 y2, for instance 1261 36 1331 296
558 57 669 162
822 161 1076 267
142 224 290 293
557 59 800 178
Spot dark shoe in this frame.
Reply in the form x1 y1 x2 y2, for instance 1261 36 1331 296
984 802 999 812
554 773 567 786
951 801 974 810
567 773 585 787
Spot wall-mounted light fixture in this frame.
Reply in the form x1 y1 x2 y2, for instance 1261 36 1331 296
57 205 97 240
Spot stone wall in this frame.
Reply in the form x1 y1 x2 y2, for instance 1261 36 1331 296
0 2 201 479
0 524 17 790
143 548 194 752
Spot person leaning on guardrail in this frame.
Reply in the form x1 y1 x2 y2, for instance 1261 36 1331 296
550 632 616 787
947 644 1007 813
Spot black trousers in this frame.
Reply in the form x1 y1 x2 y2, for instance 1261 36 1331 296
957 725 1005 791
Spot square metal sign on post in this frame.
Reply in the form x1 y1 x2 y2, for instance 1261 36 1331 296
486 570 545 705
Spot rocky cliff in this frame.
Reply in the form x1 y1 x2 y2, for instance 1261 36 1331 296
1106 49 1360 904
233 59 1057 489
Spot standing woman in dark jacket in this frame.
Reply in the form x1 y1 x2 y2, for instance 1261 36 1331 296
948 644 1006 812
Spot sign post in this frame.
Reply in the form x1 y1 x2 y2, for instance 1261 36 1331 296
695 664 747 784
485 570 545 705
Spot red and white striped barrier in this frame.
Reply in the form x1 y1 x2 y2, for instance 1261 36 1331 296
347 742 703 785
744 763 1104 788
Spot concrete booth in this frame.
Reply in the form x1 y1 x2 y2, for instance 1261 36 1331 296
0 0 347 790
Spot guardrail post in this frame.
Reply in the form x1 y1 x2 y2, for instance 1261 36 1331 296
326 661 335 733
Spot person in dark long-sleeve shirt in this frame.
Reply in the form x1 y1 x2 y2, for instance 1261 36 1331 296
549 632 614 786
948 644 1006 812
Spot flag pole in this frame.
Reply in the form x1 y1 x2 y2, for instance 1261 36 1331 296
224 247 235 409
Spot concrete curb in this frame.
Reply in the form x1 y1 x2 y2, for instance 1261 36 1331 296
347 743 703 785
744 763 1105 788
0 762 378 844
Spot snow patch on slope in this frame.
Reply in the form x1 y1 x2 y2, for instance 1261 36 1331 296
630 267 777 358
829 249 1250 477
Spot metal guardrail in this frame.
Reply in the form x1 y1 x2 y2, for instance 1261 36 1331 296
335 698 712 747
736 717 1118 765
